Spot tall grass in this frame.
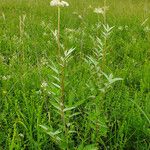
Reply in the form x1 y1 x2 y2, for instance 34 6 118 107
0 0 150 149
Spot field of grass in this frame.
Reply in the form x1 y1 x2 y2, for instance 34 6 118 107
0 0 150 149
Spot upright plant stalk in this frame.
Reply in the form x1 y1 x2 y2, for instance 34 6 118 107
19 15 26 90
19 15 25 62
57 5 64 127
102 0 107 69
103 32 107 69
103 0 107 25
57 5 68 148
57 6 61 57
10 122 17 150
144 0 148 18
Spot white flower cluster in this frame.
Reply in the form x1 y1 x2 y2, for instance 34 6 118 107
50 0 69 7
94 6 109 15
41 81 48 90
40 57 48 66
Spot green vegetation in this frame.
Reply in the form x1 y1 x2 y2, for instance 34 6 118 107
0 0 150 149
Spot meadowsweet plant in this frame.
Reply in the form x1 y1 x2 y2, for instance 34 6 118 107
85 43 122 146
49 0 70 119
40 1 77 149
85 2 122 146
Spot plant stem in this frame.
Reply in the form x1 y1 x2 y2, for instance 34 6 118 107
57 6 65 128
57 6 61 57
60 60 65 126
144 0 148 18
102 0 107 69
57 6 68 149
10 122 17 150
103 0 107 25
19 15 25 62
103 33 107 69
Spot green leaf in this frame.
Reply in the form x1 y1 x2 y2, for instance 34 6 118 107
50 101 61 111
51 75 60 82
69 112 81 118
50 66 59 74
52 82 61 89
63 106 76 112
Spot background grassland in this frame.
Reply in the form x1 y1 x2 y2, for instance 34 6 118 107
0 0 150 149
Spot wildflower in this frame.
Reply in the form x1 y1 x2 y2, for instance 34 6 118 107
41 57 48 66
50 0 69 7
94 8 104 14
94 6 109 15
41 81 48 89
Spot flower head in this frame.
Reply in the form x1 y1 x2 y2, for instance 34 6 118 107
41 81 48 90
94 8 104 14
94 6 109 15
50 0 69 7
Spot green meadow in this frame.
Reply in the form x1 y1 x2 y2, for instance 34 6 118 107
0 0 150 149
